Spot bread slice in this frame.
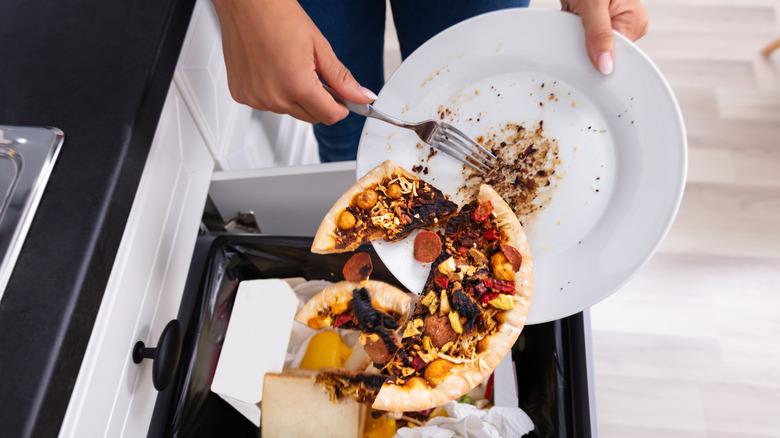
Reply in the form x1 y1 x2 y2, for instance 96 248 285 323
261 371 366 438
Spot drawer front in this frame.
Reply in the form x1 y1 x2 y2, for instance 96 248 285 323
59 83 213 437
209 161 356 236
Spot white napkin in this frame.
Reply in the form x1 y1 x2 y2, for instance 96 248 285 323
395 401 534 438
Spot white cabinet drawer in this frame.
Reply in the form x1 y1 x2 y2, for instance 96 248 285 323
60 83 214 438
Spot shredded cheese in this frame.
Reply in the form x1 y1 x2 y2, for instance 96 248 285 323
436 351 489 365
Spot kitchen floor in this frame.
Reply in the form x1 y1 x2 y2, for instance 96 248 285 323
382 0 780 436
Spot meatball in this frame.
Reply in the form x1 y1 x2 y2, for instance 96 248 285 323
423 313 458 348
363 337 392 366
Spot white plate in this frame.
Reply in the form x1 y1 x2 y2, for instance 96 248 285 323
356 9 687 324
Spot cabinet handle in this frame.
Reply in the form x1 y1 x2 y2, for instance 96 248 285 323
132 320 182 391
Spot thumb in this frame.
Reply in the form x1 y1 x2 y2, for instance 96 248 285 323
580 0 615 75
315 42 377 104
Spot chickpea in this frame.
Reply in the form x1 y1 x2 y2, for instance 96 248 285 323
386 183 403 199
424 358 455 387
337 210 356 230
490 252 516 281
355 189 378 209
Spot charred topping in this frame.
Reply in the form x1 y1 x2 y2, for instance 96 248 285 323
353 288 411 367
315 368 387 404
449 287 482 324
385 186 457 242
449 286 483 336
353 287 398 332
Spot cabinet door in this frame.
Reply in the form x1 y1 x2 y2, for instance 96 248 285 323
59 84 213 437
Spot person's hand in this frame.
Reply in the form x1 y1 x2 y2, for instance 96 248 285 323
561 0 649 75
211 0 376 124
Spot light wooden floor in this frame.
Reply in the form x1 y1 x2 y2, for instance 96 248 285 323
382 0 780 435
588 1 780 436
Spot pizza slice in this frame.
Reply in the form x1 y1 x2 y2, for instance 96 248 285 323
311 160 458 254
295 281 413 368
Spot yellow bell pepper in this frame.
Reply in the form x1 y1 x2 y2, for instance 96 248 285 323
488 293 515 310
363 409 397 438
300 331 351 370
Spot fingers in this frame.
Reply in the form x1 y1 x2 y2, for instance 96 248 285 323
247 78 349 126
566 0 649 75
289 74 351 126
315 40 377 106
212 0 369 126
610 3 649 42
577 0 615 75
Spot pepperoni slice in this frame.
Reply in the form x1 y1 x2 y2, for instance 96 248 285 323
413 231 442 263
500 243 523 271
343 252 373 282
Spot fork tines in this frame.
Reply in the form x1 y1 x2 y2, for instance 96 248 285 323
434 125 497 174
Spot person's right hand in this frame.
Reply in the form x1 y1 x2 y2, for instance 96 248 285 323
211 0 376 125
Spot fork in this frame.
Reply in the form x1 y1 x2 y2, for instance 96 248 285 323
323 84 496 174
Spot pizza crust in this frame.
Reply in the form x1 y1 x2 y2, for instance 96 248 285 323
372 184 534 412
311 160 419 254
295 280 413 327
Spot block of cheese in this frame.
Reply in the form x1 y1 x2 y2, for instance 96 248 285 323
210 278 298 427
261 371 366 438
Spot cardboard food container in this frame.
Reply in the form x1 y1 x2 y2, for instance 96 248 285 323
209 279 298 427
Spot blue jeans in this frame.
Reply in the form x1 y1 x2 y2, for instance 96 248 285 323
298 0 531 162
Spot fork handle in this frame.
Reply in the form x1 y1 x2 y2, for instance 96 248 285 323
323 84 371 116
322 84 407 128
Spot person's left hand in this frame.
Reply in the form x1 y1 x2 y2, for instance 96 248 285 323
561 0 649 75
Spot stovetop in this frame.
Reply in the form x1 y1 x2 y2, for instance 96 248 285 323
0 126 64 299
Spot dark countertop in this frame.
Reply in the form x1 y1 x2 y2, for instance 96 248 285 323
0 0 195 436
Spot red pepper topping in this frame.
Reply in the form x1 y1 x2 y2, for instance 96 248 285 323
472 201 494 222
333 313 352 328
434 276 449 289
484 278 516 294
411 355 426 371
474 281 487 296
484 228 501 241
458 246 468 255
480 292 500 304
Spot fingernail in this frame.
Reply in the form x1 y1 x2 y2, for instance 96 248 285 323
597 51 614 75
359 86 377 100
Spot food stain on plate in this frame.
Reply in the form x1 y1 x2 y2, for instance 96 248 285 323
458 121 561 226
